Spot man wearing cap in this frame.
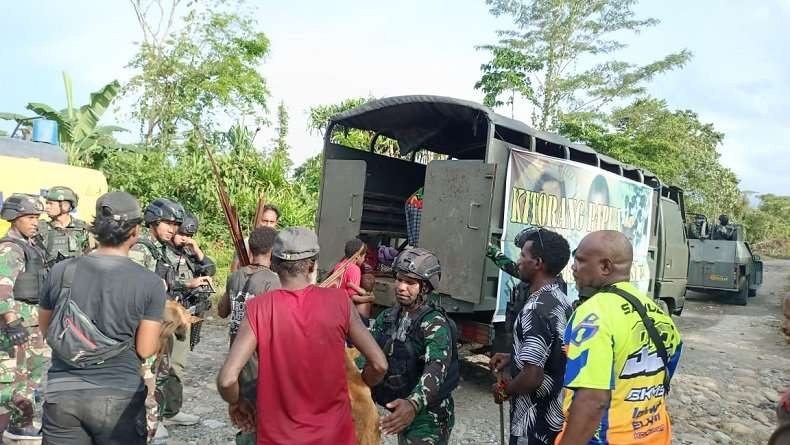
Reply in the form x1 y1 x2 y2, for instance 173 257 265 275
37 191 165 444
0 193 48 441
37 186 92 267
217 227 388 445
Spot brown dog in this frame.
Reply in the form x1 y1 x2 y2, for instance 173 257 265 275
345 347 381 445
160 300 198 353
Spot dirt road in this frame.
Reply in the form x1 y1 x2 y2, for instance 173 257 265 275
168 259 790 444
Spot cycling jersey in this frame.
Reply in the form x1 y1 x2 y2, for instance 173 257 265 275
556 282 683 444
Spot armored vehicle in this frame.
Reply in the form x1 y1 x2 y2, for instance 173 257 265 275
686 213 763 305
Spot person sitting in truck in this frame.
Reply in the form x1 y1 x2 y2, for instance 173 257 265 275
332 238 375 321
711 214 735 241
687 213 708 239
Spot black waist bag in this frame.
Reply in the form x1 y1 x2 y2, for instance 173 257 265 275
46 259 133 368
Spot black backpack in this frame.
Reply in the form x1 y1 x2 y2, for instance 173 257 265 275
46 259 133 368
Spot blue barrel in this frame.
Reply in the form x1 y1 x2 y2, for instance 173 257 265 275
31 118 59 145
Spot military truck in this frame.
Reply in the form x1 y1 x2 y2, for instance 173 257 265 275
686 213 763 305
315 95 689 344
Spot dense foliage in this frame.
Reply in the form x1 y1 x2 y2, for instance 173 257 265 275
476 0 691 130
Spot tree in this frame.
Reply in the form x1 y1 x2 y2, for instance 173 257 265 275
476 0 692 130
0 72 125 167
272 101 289 153
270 101 292 171
307 97 404 157
742 194 790 257
558 97 742 218
126 0 270 147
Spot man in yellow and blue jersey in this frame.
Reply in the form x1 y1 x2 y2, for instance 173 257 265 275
556 230 682 445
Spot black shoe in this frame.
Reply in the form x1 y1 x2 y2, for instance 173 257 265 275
4 425 42 441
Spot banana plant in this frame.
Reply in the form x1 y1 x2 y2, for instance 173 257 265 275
0 71 126 167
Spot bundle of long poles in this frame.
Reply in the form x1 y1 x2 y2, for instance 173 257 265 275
252 193 267 229
199 132 250 267
319 245 366 288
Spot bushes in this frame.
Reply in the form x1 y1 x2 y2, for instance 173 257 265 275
100 125 320 293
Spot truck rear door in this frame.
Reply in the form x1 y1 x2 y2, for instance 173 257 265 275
419 160 496 304
660 197 689 281
316 159 367 273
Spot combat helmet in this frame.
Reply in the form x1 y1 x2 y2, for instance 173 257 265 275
1 194 45 221
46 186 79 208
178 211 198 236
143 198 185 225
393 247 441 292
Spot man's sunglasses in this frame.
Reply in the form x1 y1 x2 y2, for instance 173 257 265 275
514 225 545 259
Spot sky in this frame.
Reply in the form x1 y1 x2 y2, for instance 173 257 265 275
1 0 788 196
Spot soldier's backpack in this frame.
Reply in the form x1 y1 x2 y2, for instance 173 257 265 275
46 258 133 368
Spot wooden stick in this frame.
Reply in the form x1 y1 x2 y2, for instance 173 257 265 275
252 193 266 229
319 245 366 288
196 127 250 266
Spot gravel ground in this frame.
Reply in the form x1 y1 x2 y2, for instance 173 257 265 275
166 259 790 444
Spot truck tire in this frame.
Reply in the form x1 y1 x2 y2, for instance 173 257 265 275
733 276 748 306
658 299 671 317
748 276 757 297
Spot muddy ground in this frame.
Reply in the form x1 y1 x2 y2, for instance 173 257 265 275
167 259 790 444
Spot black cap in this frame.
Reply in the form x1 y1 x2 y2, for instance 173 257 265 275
272 227 320 260
96 191 142 222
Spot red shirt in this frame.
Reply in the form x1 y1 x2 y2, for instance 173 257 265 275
245 286 355 445
332 260 362 299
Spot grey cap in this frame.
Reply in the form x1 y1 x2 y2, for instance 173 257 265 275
96 191 142 222
273 227 320 260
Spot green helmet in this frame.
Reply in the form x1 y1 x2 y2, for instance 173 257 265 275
46 186 79 208
1 193 45 221
178 211 198 236
143 198 185 225
393 247 442 292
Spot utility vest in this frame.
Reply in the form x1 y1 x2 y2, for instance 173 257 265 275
372 302 460 408
0 237 47 305
137 236 176 291
39 219 89 265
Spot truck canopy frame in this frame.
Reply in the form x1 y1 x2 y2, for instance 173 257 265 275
328 94 665 190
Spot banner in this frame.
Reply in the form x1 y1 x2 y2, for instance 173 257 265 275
493 148 654 322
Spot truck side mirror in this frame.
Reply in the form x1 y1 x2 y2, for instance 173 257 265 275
753 255 761 262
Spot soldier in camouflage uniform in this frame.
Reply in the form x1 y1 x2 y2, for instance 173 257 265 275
128 197 186 443
366 247 459 445
37 186 92 266
167 211 216 351
0 193 48 441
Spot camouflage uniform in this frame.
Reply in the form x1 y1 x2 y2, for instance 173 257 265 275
368 296 455 445
486 243 519 278
37 216 92 266
130 229 175 441
129 229 170 276
0 228 48 431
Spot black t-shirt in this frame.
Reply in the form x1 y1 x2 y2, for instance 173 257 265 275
226 265 281 338
40 254 166 394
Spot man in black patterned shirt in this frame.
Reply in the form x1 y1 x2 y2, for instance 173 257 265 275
490 228 572 445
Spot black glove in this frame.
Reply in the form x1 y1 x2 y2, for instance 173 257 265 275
3 319 29 346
